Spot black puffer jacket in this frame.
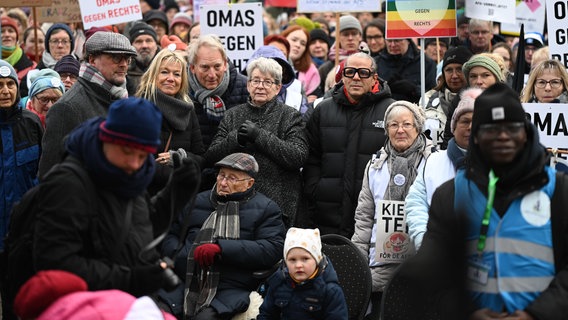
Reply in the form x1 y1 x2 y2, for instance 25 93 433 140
302 82 395 237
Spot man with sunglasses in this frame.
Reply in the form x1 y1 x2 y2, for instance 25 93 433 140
417 82 568 319
301 52 395 238
38 31 137 178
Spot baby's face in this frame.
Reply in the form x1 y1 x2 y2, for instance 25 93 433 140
286 248 317 282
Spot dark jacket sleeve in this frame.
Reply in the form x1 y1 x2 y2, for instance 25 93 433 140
302 104 323 198
38 100 76 178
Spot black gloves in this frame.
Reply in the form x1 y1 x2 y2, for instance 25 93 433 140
130 264 167 297
237 120 260 147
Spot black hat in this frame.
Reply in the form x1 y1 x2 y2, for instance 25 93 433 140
309 28 330 47
442 46 472 69
424 38 449 48
129 21 158 43
472 82 527 136
143 10 169 34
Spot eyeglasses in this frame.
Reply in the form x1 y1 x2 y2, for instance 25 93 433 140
249 79 276 88
535 79 563 89
49 39 70 46
109 54 133 64
343 67 373 79
366 35 384 41
478 122 525 136
59 73 77 80
217 173 251 184
470 30 490 36
34 96 59 105
387 122 415 131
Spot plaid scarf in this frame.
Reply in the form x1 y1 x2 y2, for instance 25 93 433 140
189 66 230 122
184 192 242 318
79 63 128 99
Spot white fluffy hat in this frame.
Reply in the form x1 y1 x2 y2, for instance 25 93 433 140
284 228 323 263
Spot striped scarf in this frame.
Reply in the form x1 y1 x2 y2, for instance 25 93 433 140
79 63 128 99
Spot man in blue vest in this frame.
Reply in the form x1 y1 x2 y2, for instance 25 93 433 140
420 82 568 319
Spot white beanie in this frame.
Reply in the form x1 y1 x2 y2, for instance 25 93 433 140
284 228 323 263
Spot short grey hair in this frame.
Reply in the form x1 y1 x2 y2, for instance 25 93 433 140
187 34 227 65
246 57 282 85
345 52 377 73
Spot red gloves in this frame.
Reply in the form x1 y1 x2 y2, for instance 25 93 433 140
194 244 221 267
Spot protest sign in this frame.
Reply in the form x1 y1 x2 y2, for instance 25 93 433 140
200 2 263 72
500 0 546 35
298 0 380 13
386 0 457 38
37 0 81 23
546 0 568 68
465 0 516 24
78 0 142 29
375 200 414 263
4 0 52 6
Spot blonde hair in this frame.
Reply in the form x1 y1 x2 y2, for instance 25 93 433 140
521 59 568 102
530 46 550 71
136 49 190 103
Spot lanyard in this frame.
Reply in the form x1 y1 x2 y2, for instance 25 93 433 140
477 169 499 254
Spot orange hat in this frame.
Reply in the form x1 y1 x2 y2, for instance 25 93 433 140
160 35 187 51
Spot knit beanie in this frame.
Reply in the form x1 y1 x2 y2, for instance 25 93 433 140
442 46 472 69
471 82 527 136
144 10 169 34
215 153 259 177
1 16 19 41
99 97 162 153
28 69 65 98
170 12 192 30
161 34 187 51
462 54 505 83
0 60 20 104
284 228 323 263
309 28 330 47
450 87 482 133
45 23 75 54
339 15 362 34
384 100 426 133
14 270 88 319
290 17 317 32
54 54 80 76
129 21 158 43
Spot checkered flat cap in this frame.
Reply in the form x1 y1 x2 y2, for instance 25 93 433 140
85 32 137 56
215 153 259 177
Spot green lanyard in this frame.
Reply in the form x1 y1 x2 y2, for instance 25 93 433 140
477 169 499 254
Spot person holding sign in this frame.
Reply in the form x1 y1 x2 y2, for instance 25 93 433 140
351 100 434 317
420 82 568 320
521 59 568 104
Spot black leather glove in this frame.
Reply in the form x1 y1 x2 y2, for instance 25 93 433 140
238 120 260 145
130 264 167 297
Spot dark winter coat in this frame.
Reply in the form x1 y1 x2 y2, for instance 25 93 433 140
205 97 308 226
302 82 395 237
0 106 43 250
258 257 348 320
38 77 117 178
160 188 286 316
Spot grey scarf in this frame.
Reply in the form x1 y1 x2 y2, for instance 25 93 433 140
153 90 193 131
41 52 58 69
184 189 241 318
373 134 430 201
189 67 230 121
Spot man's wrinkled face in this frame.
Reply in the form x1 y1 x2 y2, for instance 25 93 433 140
89 53 131 86
132 35 158 66
215 167 254 196
190 45 227 90
342 56 375 102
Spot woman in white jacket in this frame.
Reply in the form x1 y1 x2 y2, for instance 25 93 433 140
351 100 435 318
405 87 482 250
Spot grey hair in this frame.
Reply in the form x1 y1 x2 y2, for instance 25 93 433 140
345 52 377 73
246 57 282 85
187 34 227 65
384 100 425 133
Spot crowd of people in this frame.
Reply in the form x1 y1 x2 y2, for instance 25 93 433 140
1 1 568 319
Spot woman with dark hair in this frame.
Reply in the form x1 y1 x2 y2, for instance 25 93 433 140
281 25 322 100
364 18 385 57
21 27 45 63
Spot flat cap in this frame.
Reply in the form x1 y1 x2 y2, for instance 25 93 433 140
85 32 136 56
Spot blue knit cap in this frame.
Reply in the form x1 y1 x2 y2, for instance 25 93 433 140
28 69 65 98
45 24 75 54
99 97 162 153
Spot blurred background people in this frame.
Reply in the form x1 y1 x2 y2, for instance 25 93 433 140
363 18 385 57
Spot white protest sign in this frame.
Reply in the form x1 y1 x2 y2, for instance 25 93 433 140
200 3 263 73
193 0 226 23
523 103 568 149
298 0 380 13
78 0 142 29
465 0 516 24
374 200 414 263
546 0 568 68
500 0 546 35
37 0 82 23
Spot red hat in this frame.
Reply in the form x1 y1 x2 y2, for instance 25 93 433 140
14 270 88 319
160 35 187 51
1 16 19 41
335 60 346 84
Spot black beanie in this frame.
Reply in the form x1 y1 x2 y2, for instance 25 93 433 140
129 21 158 43
472 82 527 136
143 10 169 34
309 28 330 47
443 46 472 69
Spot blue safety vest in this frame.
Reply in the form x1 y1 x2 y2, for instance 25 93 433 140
454 167 556 312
